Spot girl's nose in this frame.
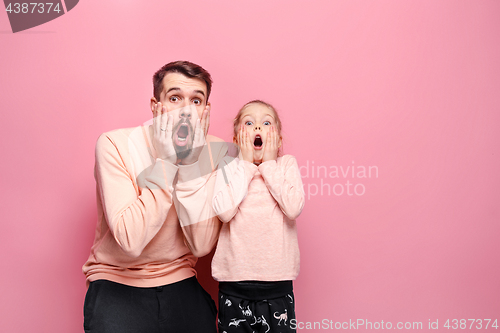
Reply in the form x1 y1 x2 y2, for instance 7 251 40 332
253 125 261 131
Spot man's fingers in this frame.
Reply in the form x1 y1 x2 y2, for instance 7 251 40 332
152 102 157 129
166 114 174 135
154 102 163 134
200 110 207 134
201 106 208 122
204 107 210 136
160 106 168 138
191 118 203 149
199 106 210 137
195 118 202 133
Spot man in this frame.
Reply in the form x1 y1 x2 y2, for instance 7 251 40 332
82 61 226 333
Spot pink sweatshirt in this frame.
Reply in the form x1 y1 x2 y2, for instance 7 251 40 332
212 155 305 282
82 126 226 287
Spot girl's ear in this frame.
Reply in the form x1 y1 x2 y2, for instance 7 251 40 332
233 136 238 144
277 136 283 156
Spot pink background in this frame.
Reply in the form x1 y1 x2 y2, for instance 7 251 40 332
1 1 499 332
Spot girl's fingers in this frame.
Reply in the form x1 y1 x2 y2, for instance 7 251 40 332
238 125 241 143
246 128 251 147
269 126 273 148
274 126 278 148
272 126 278 148
263 131 269 151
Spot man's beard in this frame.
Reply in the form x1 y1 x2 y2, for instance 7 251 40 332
172 119 195 160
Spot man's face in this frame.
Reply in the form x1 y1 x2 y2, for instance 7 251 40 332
151 72 209 159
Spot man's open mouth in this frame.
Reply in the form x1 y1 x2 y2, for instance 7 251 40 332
174 123 190 147
253 135 263 150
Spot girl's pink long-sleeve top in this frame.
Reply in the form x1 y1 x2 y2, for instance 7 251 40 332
212 155 305 282
82 126 226 287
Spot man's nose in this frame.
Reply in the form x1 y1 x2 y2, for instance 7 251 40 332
179 107 192 120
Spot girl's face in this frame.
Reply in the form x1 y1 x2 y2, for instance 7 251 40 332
236 103 281 163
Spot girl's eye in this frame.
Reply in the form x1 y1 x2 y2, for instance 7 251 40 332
263 121 271 126
245 121 253 126
170 96 179 102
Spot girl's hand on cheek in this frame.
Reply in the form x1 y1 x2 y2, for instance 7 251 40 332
239 125 254 163
262 126 279 162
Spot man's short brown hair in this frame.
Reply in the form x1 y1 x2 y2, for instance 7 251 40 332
153 61 213 102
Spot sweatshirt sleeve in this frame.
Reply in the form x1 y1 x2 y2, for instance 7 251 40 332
258 155 305 220
174 140 228 257
95 133 178 258
212 157 258 223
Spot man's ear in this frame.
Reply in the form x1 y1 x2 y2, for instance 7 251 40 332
205 101 211 116
150 97 158 113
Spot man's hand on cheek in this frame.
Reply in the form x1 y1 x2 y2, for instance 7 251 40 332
152 102 177 164
180 105 210 165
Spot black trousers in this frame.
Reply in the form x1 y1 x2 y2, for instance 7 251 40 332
83 276 217 333
218 281 296 333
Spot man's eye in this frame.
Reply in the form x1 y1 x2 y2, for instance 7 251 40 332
170 96 179 102
263 121 271 126
193 99 201 105
245 121 253 126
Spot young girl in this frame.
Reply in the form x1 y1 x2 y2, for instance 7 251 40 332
212 100 305 333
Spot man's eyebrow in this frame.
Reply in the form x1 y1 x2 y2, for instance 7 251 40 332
164 87 206 98
165 87 181 95
193 90 206 98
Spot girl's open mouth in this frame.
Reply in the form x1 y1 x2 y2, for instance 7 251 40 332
253 134 263 150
